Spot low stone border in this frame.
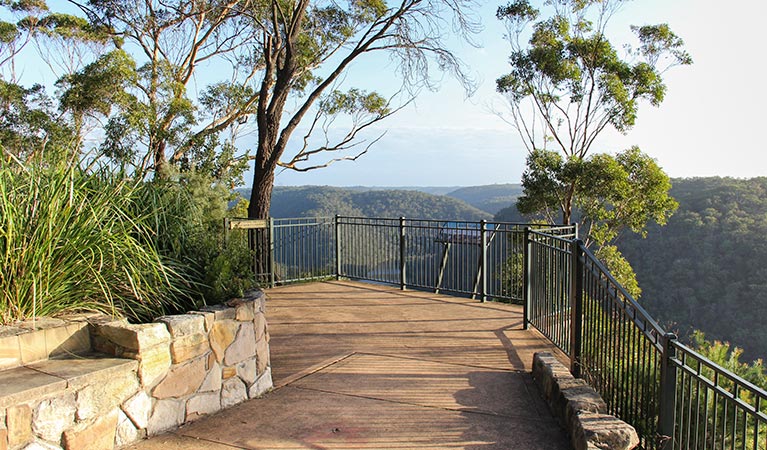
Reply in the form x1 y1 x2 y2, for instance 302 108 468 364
0 290 272 450
532 352 639 450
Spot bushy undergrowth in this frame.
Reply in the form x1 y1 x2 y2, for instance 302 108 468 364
0 156 257 324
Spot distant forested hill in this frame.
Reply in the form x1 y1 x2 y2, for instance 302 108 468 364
238 186 492 220
617 177 767 362
446 184 523 215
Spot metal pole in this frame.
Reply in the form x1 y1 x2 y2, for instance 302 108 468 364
399 217 407 290
569 239 584 377
523 227 531 330
658 332 678 450
269 218 276 289
334 215 341 280
480 220 487 302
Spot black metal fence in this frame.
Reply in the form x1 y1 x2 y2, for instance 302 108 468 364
232 215 767 450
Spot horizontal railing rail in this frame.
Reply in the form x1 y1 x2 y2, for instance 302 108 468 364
235 214 766 450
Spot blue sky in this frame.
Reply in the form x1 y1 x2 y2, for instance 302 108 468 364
7 1 765 187
270 0 767 187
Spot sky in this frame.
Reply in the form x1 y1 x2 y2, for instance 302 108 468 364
7 1 766 188
268 0 767 187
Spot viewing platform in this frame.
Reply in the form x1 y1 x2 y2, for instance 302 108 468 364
130 280 572 449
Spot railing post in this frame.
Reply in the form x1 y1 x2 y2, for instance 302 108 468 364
569 239 584 377
399 217 406 290
523 227 531 330
658 332 678 450
334 215 341 280
480 220 487 302
268 217 276 289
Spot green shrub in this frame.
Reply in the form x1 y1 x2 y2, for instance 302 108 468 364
0 154 189 323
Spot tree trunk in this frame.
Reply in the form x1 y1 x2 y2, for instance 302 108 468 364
248 153 276 220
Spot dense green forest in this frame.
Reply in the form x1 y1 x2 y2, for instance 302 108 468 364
445 184 524 214
240 186 493 220
617 177 767 362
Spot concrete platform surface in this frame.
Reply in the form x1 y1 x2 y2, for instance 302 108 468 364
129 281 571 450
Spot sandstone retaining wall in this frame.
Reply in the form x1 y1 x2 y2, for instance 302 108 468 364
0 290 272 450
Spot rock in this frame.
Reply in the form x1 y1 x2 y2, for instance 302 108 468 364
76 372 139 421
221 366 237 379
189 311 215 333
32 394 76 442
61 410 118 450
155 315 204 338
169 333 209 364
220 378 247 409
256 337 270 375
7 404 33 448
209 321 238 363
146 399 185 436
122 391 152 430
199 362 222 392
200 304 236 321
97 323 170 352
573 413 640 450
224 323 256 366
133 345 172 388
186 392 220 420
152 357 206 399
254 313 267 342
115 410 141 448
21 441 62 450
231 300 255 322
236 359 257 385
248 367 273 399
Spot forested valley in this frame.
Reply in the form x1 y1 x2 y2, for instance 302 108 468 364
255 179 767 364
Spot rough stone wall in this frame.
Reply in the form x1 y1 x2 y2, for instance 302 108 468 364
532 352 640 450
0 290 272 450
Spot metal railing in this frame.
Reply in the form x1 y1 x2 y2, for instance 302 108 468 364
526 228 767 450
234 215 767 450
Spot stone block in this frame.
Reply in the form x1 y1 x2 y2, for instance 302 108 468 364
76 372 140 421
236 359 257 385
169 333 209 364
133 345 172 388
7 404 32 448
254 313 267 342
45 323 90 358
0 335 21 370
200 304 236 321
572 412 640 450
32 394 76 442
222 366 237 380
62 409 118 450
152 357 206 399
199 362 222 392
209 321 238 363
226 299 255 322
115 410 141 448
146 399 184 436
224 323 256 366
18 331 47 365
21 441 62 450
122 391 152 430
97 323 170 352
220 378 246 409
248 367 273 399
0 428 6 450
189 311 215 332
155 315 205 339
256 337 270 375
186 392 220 420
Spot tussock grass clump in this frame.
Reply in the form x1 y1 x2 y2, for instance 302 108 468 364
0 155 187 323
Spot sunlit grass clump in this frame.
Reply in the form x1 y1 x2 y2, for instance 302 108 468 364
0 154 187 323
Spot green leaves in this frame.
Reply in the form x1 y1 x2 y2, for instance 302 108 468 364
319 88 389 117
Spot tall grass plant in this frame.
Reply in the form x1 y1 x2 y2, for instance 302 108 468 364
0 153 188 323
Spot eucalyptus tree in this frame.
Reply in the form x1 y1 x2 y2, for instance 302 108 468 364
496 0 691 225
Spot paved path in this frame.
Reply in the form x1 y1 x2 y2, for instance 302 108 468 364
130 281 571 450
